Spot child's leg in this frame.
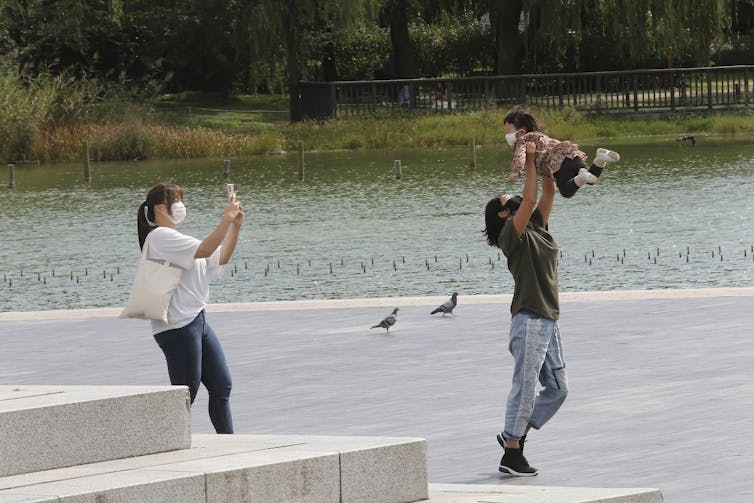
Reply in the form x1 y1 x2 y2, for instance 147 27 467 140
590 148 620 178
588 163 603 178
555 158 595 198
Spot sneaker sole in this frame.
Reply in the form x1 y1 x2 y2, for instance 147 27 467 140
499 465 539 477
597 148 620 162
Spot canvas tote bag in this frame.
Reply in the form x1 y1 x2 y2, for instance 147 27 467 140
120 233 183 323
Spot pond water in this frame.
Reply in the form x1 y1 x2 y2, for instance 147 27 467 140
1 136 753 312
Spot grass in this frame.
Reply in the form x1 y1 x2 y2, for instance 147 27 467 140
152 93 289 135
150 94 753 153
10 88 754 162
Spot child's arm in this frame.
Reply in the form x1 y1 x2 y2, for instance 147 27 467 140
508 141 526 181
512 142 539 237
537 174 556 227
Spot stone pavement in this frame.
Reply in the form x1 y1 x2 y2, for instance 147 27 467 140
3 287 754 502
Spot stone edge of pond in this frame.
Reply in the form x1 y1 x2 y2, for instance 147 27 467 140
2 287 753 321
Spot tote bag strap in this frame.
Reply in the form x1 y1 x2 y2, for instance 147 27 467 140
142 230 181 270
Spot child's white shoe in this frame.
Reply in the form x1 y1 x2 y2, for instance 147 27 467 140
594 148 620 167
576 168 599 186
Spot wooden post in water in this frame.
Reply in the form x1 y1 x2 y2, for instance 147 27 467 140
394 160 402 179
223 159 231 180
297 141 305 180
7 164 15 189
469 136 477 170
83 141 91 183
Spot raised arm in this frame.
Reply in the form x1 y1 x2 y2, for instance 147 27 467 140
511 142 539 237
219 209 243 265
537 174 556 227
195 196 241 259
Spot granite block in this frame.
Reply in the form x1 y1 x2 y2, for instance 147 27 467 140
427 483 664 503
0 469 205 503
339 439 428 503
0 386 191 477
153 448 341 503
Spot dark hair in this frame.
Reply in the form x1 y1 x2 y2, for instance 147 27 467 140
137 183 183 249
483 197 505 247
503 109 541 133
483 195 522 247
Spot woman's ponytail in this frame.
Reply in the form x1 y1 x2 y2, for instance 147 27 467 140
137 201 155 250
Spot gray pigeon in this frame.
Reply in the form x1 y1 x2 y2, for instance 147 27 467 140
431 292 458 316
371 308 399 333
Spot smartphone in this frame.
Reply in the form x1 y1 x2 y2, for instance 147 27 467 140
226 183 235 199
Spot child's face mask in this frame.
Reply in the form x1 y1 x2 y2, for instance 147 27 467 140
505 132 517 147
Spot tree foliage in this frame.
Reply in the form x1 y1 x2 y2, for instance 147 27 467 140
0 0 751 103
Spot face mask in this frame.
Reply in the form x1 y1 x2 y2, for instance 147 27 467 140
503 195 522 214
167 202 186 225
505 131 518 148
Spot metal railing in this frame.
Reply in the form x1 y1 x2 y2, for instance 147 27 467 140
299 65 754 120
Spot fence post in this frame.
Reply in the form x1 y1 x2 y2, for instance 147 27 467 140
330 84 337 118
469 137 477 170
394 160 402 179
633 74 639 111
558 78 564 108
7 164 14 189
670 72 676 111
297 141 305 180
223 159 231 179
83 141 91 183
707 70 713 110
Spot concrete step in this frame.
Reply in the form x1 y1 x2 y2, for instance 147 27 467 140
425 483 663 503
0 386 191 477
0 434 428 503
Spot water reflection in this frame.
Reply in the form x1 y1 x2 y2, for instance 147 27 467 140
1 139 753 311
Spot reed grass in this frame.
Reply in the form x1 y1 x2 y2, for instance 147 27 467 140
3 66 752 162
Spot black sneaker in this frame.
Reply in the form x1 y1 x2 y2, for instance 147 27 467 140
497 433 527 452
499 447 538 477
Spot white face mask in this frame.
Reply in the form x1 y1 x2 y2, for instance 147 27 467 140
167 202 186 225
505 131 518 148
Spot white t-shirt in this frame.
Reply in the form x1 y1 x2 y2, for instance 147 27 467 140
145 227 224 335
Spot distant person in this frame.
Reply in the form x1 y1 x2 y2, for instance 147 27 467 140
135 182 243 434
504 109 620 198
483 142 568 476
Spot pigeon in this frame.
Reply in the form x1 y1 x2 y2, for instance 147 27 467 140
431 292 458 316
370 308 399 334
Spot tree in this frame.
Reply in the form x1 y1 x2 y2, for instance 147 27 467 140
247 0 378 121
383 0 418 78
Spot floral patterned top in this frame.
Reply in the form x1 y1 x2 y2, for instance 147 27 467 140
509 131 587 181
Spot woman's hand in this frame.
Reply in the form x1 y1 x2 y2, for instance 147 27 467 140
223 195 242 222
233 204 244 229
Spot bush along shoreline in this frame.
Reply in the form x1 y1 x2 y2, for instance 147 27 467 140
24 109 752 162
2 66 752 162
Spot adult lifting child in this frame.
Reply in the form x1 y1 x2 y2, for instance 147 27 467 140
504 109 620 198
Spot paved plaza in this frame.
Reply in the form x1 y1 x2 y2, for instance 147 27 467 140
2 288 754 502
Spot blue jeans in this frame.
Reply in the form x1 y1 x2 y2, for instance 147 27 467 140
154 311 233 434
504 309 568 440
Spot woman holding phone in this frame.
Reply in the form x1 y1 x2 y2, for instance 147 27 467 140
136 182 243 434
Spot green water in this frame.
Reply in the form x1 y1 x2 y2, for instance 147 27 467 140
1 137 753 312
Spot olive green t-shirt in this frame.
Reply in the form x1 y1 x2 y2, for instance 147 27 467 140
498 208 560 320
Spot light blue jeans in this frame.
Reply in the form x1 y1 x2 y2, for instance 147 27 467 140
504 309 568 441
